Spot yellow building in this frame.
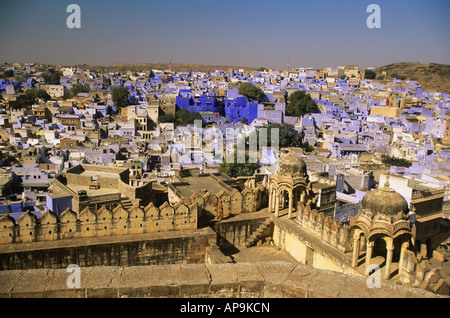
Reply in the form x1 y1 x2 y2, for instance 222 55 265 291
370 106 401 118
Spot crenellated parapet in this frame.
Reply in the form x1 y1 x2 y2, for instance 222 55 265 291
296 201 350 253
0 200 198 244
180 186 267 219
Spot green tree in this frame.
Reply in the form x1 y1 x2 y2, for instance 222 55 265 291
158 113 175 123
250 123 307 149
381 155 411 168
365 69 376 79
218 149 261 178
2 70 14 78
110 86 130 113
43 71 62 85
24 88 51 103
218 135 261 178
175 108 203 126
68 83 90 98
238 82 265 102
286 90 320 117
240 117 248 124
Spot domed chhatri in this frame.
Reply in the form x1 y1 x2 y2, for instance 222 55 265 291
360 179 409 217
277 152 307 179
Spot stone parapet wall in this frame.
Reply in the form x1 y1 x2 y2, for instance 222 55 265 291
210 211 270 249
0 200 198 244
0 227 216 270
0 261 442 298
296 201 350 253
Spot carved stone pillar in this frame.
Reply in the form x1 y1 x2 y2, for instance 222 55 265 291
384 239 394 280
275 191 280 218
352 233 361 268
268 189 273 213
399 241 410 276
288 191 293 219
365 240 374 274
272 189 276 212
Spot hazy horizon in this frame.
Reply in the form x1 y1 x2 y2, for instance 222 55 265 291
1 0 449 70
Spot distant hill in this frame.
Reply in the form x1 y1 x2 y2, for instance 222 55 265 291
109 61 450 93
373 62 450 93
109 62 262 74
20 60 449 93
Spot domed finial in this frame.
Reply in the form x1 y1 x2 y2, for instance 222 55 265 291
384 174 390 188
382 174 395 192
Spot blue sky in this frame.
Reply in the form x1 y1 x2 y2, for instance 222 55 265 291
0 0 449 69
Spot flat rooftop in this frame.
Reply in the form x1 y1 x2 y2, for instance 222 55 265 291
172 174 234 198
65 184 121 197
71 169 118 179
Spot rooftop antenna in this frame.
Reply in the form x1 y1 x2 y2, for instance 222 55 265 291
287 60 290 72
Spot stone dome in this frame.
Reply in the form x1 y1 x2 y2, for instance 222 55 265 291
360 183 409 217
277 152 307 179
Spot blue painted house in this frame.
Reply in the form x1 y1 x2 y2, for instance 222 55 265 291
224 97 259 123
175 90 222 114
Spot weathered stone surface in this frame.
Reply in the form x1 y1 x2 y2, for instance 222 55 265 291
10 268 51 298
306 268 348 298
0 269 23 298
150 264 180 297
0 262 445 298
0 227 216 270
425 268 442 285
282 264 318 298
432 250 445 263
45 268 85 298
235 263 264 296
83 266 121 298
431 278 449 295
179 264 210 296
256 261 296 294
205 263 239 296
118 265 152 298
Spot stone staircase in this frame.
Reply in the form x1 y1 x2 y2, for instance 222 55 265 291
243 218 274 248
121 197 134 210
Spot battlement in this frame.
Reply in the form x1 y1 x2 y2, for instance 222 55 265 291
183 185 267 219
0 200 198 244
296 201 351 253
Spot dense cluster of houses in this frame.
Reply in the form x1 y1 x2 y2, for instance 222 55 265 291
0 62 448 224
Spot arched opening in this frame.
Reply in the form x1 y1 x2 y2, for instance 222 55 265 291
392 234 412 263
294 186 306 210
280 189 289 210
350 227 368 268
373 237 387 259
